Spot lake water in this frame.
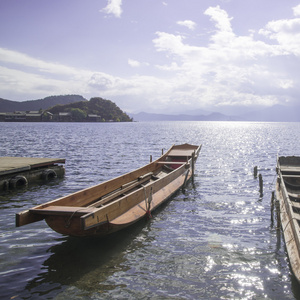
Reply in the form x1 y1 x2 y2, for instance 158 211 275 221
0 121 300 299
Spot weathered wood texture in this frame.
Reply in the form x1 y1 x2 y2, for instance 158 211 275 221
276 156 300 283
0 157 65 176
16 143 201 237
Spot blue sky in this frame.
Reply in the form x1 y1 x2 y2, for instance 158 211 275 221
0 0 300 114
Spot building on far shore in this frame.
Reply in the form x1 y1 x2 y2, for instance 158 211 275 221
0 111 42 122
58 112 72 122
0 111 102 122
87 114 102 122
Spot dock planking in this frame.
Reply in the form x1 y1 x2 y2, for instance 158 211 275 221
0 157 65 191
0 157 65 176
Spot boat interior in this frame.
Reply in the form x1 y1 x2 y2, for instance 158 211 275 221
28 152 193 217
279 162 300 223
86 152 191 209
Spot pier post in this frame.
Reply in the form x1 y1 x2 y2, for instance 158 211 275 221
259 174 263 197
150 155 152 163
271 191 275 224
275 196 281 229
254 166 258 178
192 151 195 182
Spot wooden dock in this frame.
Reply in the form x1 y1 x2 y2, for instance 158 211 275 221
0 157 65 191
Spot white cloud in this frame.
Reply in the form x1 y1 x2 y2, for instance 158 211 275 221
128 59 141 67
128 59 149 68
101 0 122 18
155 62 180 71
1 5 300 113
177 20 196 30
88 73 115 90
278 79 293 89
0 47 165 109
293 4 300 17
259 16 300 56
204 5 233 33
151 5 298 111
0 48 76 76
0 65 77 98
0 48 104 99
153 32 199 57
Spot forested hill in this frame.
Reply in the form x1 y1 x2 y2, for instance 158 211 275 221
0 95 87 112
48 97 132 122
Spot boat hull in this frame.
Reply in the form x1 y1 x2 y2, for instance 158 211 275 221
276 156 300 283
16 143 201 237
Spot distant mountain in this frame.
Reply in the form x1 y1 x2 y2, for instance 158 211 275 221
130 105 300 122
241 105 300 122
182 108 212 116
0 95 87 112
129 112 241 122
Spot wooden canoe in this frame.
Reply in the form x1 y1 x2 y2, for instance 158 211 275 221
16 143 201 237
276 156 300 282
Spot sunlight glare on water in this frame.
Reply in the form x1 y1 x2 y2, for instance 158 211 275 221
0 121 300 299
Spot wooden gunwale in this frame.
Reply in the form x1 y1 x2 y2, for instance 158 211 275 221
87 172 154 208
21 146 174 212
16 143 201 237
277 158 300 282
81 161 189 230
111 170 189 225
280 172 300 248
16 152 166 227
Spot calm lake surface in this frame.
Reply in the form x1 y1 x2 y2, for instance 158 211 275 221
1 121 300 299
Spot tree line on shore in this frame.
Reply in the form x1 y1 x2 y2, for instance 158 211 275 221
46 97 132 122
0 95 132 122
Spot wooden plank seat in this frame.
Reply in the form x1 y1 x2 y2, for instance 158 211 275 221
293 212 300 222
288 191 300 199
167 149 195 157
156 161 187 165
281 167 300 173
291 201 300 209
30 206 96 216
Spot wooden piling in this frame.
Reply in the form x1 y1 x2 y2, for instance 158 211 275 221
271 191 275 224
191 151 195 182
254 166 258 178
275 197 281 229
259 174 263 197
150 155 152 163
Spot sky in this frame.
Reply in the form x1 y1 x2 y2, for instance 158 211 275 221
1 0 300 115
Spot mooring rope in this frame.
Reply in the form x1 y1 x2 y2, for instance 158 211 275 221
65 208 89 228
270 174 278 189
65 210 79 228
282 217 299 233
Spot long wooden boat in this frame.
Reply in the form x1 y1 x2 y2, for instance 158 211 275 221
276 156 300 282
16 143 201 237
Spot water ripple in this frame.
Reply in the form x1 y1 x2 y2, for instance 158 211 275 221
0 122 300 299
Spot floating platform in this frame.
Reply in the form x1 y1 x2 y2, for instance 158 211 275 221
0 157 65 191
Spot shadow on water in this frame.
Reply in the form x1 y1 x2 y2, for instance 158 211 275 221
20 218 153 299
5 182 196 299
292 276 300 300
